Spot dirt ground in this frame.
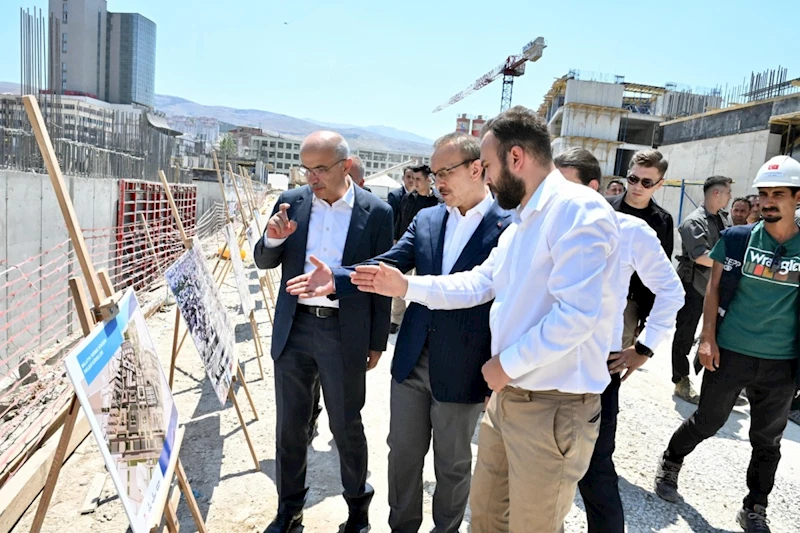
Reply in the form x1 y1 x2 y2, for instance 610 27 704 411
11 239 800 533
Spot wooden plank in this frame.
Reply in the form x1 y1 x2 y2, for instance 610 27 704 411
176 460 207 533
158 170 190 247
0 410 90 533
22 96 104 308
228 387 259 470
79 473 107 515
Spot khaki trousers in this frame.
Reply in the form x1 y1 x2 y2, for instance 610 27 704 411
621 299 640 349
470 387 601 533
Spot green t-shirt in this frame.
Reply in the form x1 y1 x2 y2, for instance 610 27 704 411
709 222 800 359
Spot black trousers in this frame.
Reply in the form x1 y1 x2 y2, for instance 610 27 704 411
578 371 624 533
665 348 797 508
274 312 373 514
671 282 704 384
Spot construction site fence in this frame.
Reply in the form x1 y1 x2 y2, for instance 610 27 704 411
0 201 230 487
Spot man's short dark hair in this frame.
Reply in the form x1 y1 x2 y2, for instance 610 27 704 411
411 164 431 175
703 175 733 194
606 178 625 191
553 147 601 186
732 197 752 209
629 149 668 177
481 106 552 165
433 132 481 162
403 166 414 174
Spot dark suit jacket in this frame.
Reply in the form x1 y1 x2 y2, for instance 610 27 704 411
332 201 512 403
253 185 394 368
387 187 406 227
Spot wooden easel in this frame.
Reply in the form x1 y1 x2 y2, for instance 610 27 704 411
158 171 261 470
21 95 206 533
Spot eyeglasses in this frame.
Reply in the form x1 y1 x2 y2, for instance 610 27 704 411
298 158 346 178
769 244 787 274
430 159 477 181
626 174 663 189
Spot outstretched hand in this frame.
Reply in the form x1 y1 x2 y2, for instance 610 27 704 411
286 255 335 298
350 262 408 297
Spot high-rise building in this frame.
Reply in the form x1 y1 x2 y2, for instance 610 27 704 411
49 0 156 107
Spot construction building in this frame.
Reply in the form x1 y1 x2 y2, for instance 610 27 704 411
49 0 157 107
538 70 722 177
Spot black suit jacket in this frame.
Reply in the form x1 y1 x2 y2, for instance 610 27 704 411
332 201 512 403
253 185 394 368
387 187 406 227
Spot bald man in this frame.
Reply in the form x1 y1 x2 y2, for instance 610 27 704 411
254 131 394 533
350 155 372 192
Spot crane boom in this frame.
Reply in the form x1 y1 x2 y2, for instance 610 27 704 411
432 37 546 113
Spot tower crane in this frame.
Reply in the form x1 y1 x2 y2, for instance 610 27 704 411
432 37 546 113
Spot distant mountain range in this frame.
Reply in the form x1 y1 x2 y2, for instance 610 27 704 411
0 81 433 154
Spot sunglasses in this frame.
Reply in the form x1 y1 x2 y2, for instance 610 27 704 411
626 174 663 189
769 244 787 274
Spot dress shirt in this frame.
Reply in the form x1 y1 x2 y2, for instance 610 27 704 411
265 182 355 307
441 193 494 275
611 213 685 352
405 170 620 394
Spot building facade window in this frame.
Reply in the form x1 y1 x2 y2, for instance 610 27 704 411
269 141 275 147
61 32 67 53
278 142 284 148
293 143 300 150
293 154 299 160
62 2 68 24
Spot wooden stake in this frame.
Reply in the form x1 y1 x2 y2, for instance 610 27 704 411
175 460 206 532
236 366 259 420
168 308 181 389
249 312 265 379
228 385 260 471
158 170 191 247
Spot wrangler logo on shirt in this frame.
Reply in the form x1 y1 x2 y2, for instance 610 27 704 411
743 246 800 286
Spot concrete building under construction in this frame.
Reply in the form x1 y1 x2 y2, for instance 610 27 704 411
538 70 722 177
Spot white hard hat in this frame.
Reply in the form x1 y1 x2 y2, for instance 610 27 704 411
752 155 800 188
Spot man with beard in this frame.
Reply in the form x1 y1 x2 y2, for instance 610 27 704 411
346 107 621 532
655 155 800 533
732 197 752 226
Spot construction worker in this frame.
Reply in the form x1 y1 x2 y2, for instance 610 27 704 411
672 176 732 403
655 155 800 533
556 148 684 533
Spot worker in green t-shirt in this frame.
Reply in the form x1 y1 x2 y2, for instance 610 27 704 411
654 155 800 533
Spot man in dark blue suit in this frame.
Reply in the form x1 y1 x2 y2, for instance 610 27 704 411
387 166 416 225
287 132 512 533
253 131 393 533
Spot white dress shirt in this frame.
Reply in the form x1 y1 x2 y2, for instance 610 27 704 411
611 213 685 352
265 182 355 308
441 193 494 275
405 170 620 394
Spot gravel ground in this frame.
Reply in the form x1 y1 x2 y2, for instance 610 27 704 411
11 243 800 533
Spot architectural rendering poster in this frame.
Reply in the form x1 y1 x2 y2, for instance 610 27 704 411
64 288 179 533
223 223 255 316
164 239 237 405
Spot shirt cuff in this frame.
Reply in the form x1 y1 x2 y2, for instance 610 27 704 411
404 276 432 304
498 344 528 380
636 326 669 354
264 234 287 248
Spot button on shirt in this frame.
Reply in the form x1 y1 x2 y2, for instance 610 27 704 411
441 194 494 274
405 170 621 394
265 182 355 308
611 213 685 352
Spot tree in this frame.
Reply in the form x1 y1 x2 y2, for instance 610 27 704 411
219 134 237 160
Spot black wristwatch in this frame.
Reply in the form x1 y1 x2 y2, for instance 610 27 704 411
634 341 654 358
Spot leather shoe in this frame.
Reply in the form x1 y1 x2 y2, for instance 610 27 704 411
339 512 369 533
264 511 303 533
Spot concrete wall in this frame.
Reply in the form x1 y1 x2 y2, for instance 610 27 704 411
565 79 623 107
194 179 225 220
552 137 618 176
561 107 622 142
654 130 780 221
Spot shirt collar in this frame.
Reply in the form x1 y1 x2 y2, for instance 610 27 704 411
447 191 493 219
312 179 355 209
514 169 564 223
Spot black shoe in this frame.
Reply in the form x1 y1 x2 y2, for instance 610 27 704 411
390 323 399 334
654 452 682 503
339 512 370 533
264 511 303 533
737 505 771 533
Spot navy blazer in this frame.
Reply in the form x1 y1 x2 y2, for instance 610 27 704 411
332 201 512 403
253 185 394 369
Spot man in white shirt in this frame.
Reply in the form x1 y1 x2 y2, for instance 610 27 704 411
556 147 684 533
347 107 621 532
253 131 394 533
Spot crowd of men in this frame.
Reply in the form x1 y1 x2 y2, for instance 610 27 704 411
253 106 800 533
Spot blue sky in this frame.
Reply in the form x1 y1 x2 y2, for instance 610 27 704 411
1 0 798 141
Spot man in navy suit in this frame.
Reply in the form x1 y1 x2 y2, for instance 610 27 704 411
387 166 415 224
253 131 393 533
287 132 512 533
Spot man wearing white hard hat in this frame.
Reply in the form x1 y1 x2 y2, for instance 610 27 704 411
655 155 800 533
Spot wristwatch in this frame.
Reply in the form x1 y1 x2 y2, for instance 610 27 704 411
634 341 654 358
